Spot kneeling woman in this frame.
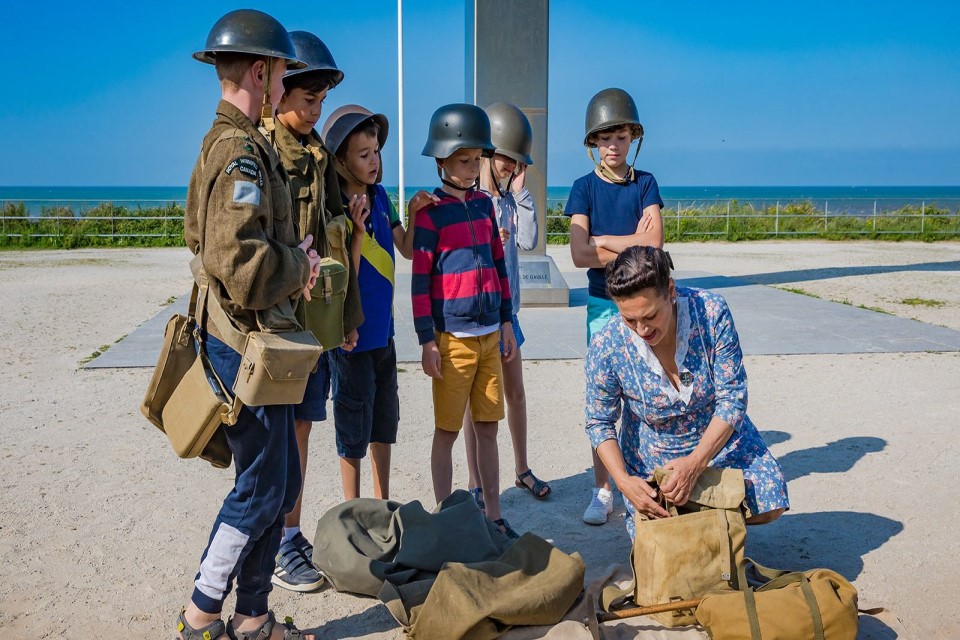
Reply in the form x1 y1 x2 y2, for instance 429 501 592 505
585 246 788 538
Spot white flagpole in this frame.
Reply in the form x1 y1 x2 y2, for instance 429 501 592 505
397 0 406 220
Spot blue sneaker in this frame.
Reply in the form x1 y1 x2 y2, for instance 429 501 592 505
272 534 324 592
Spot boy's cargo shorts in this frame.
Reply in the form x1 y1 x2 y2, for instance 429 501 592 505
433 331 504 431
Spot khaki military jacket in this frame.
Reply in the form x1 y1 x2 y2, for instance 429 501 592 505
185 100 309 336
273 124 364 334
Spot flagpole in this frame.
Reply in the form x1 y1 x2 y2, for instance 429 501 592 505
397 0 406 220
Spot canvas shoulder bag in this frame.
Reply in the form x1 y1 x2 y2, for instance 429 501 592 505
696 557 860 640
141 274 239 467
600 467 747 627
196 259 322 407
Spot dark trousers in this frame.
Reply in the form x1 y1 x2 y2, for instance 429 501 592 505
190 334 301 616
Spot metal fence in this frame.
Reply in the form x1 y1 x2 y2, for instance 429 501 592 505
3 197 960 243
545 197 960 242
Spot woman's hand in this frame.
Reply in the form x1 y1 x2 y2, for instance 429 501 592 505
511 162 526 193
619 475 670 519
660 454 708 506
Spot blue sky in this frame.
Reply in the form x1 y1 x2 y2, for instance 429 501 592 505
1 1 958 186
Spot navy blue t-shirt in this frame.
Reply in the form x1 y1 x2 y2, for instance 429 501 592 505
564 170 664 299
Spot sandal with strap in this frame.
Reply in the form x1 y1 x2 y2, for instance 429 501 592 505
494 518 520 540
227 611 309 640
470 487 485 513
176 608 227 640
515 469 551 500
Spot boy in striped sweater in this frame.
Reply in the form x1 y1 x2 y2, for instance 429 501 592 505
411 103 519 538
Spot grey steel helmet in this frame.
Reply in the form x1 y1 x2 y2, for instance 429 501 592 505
321 105 389 157
583 88 643 147
193 9 305 70
485 102 534 165
421 103 495 159
284 31 344 87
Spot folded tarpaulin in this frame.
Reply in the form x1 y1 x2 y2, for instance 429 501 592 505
313 489 515 597
313 490 586 640
380 532 586 640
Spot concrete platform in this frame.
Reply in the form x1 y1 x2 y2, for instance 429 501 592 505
86 267 960 369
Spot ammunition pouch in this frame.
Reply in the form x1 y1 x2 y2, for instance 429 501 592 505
297 256 348 351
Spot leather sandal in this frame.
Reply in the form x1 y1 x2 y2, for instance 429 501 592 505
494 518 520 539
515 469 551 500
227 611 308 640
470 487 485 513
176 608 227 640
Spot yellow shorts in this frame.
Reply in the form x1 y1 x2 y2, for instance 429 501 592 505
433 331 504 431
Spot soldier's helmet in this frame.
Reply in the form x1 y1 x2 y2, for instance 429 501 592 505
421 104 495 159
284 31 344 87
485 102 534 166
583 88 643 147
193 9 305 70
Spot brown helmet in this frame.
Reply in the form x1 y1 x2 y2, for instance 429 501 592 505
485 102 534 165
583 88 643 147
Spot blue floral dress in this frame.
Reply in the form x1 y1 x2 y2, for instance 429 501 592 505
585 286 789 538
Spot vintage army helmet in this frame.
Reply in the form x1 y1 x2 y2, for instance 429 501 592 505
421 103 495 159
485 102 534 166
583 88 644 147
193 9 305 70
321 105 389 184
284 30 344 87
583 88 645 184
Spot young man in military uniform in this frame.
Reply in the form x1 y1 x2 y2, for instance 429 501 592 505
269 29 364 592
177 10 320 640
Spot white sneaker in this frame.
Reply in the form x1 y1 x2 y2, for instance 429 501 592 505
582 488 614 525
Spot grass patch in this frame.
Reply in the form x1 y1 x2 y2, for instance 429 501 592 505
777 287 820 298
900 297 945 308
79 343 113 366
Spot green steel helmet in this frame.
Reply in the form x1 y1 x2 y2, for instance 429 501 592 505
421 103 495 159
193 9 306 70
583 87 644 147
485 102 534 166
321 104 389 157
284 30 344 87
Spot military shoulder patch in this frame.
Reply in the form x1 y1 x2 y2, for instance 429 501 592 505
225 155 264 188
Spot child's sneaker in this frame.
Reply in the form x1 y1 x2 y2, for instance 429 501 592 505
288 531 316 564
582 487 613 525
272 535 324 592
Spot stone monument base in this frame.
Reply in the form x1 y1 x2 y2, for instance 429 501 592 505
518 254 569 307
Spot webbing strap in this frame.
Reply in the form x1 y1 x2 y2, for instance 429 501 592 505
600 546 637 612
739 558 825 640
344 217 395 285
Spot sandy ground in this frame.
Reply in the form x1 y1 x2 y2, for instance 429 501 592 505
0 241 958 639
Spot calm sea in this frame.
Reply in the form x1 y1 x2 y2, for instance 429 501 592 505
3 185 960 215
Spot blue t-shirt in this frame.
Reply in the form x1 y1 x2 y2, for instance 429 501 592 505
564 170 664 299
350 184 401 352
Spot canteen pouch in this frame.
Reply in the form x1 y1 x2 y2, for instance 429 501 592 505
601 467 747 627
233 330 322 406
696 558 859 640
324 217 351 271
298 256 348 351
161 351 231 459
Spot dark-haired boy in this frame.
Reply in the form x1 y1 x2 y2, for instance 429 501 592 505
270 30 364 593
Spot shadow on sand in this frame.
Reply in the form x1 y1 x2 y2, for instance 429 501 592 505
777 436 886 483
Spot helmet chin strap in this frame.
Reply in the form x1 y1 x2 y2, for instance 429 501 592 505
588 134 644 185
437 164 478 192
335 157 368 189
260 58 276 142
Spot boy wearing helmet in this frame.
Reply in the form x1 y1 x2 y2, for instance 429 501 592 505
462 102 550 509
270 29 364 594
319 105 416 507
179 10 320 640
565 88 665 526
412 103 519 538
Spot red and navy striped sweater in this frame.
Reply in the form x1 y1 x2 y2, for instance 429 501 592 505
411 188 513 345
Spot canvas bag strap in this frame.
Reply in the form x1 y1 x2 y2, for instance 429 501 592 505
600 546 637 612
193 267 243 426
738 558 825 640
